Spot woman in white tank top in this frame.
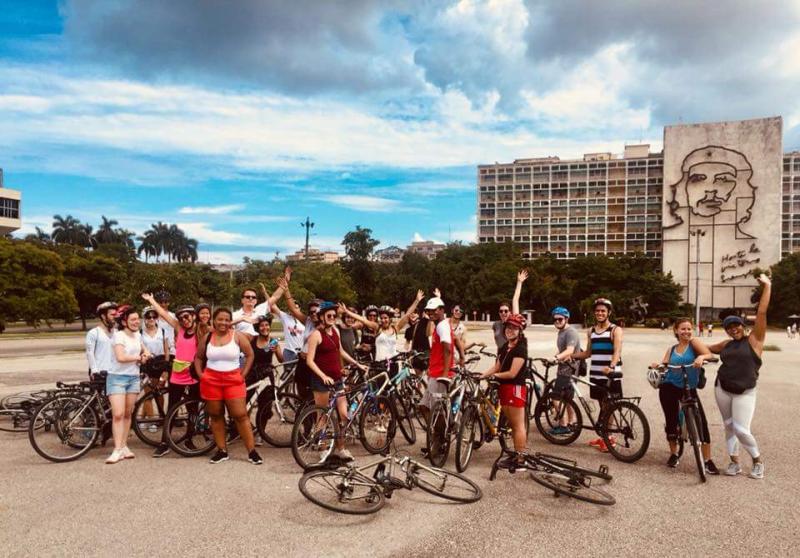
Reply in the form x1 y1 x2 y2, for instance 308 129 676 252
194 308 261 465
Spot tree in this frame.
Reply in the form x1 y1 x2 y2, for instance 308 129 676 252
24 226 52 244
51 214 91 246
137 231 158 262
0 238 77 330
94 216 119 245
62 249 126 330
342 226 380 305
764 254 800 325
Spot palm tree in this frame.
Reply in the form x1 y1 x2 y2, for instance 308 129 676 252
173 236 199 263
94 216 119 244
51 214 83 244
80 224 97 249
115 228 136 251
25 226 52 243
136 232 158 262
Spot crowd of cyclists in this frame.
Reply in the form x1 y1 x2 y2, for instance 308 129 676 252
83 265 773 480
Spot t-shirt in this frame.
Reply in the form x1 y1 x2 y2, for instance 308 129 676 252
556 326 582 377
111 330 142 376
339 326 358 358
428 319 453 378
496 338 528 386
157 314 177 355
452 320 465 339
141 328 168 357
407 317 431 353
492 321 506 349
233 303 270 337
85 326 115 373
278 310 305 353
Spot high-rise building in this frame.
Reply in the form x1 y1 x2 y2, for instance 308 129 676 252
0 169 22 235
782 151 800 256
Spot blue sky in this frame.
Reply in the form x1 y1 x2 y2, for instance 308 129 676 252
3 0 800 263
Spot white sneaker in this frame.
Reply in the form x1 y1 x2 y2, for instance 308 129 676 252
375 424 387 434
121 447 135 460
147 424 159 433
724 461 742 476
335 448 354 461
749 461 765 479
105 449 125 464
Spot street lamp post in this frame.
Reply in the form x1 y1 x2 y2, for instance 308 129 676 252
690 228 707 335
301 217 315 260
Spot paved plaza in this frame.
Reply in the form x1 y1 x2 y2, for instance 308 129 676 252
0 326 798 557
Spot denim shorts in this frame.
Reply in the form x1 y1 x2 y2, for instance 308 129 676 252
106 374 141 395
310 375 344 393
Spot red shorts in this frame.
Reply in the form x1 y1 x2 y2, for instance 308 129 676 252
200 368 246 401
499 384 527 408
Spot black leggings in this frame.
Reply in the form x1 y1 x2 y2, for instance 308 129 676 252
162 382 200 444
658 383 710 444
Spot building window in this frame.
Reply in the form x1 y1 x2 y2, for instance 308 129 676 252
0 197 20 219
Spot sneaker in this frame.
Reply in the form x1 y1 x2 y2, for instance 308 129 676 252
248 449 263 465
209 449 229 464
548 425 571 436
705 460 720 475
147 424 159 433
153 444 170 458
667 453 680 468
121 447 135 460
588 437 604 447
335 448 354 461
105 449 124 464
724 461 742 476
749 461 765 479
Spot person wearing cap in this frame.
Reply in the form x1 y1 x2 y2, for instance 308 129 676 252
419 296 453 425
548 306 583 436
707 273 772 479
571 297 624 452
86 301 118 379
233 283 285 338
141 293 202 458
480 313 529 461
492 270 528 351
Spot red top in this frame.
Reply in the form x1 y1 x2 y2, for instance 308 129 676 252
314 328 342 381
428 321 454 378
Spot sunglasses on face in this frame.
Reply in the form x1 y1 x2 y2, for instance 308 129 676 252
144 314 157 320
553 318 565 323
499 309 510 314
242 295 257 300
179 314 194 320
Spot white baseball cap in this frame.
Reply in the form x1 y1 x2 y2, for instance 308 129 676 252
425 297 445 310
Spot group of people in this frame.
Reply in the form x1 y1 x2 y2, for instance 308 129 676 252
85 266 772 480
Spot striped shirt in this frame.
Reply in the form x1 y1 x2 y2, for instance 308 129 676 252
589 324 622 381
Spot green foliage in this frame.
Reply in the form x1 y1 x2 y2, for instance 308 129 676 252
118 262 230 309
0 238 78 328
61 247 126 329
341 226 380 305
763 254 800 325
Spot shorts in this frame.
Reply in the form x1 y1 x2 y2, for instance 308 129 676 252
499 384 527 408
421 376 451 408
589 376 623 401
311 375 344 393
200 368 246 401
106 374 140 395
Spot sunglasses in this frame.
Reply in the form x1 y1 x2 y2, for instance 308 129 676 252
453 308 462 313
145 315 157 320
499 309 510 314
553 318 565 323
178 314 194 320
242 295 257 300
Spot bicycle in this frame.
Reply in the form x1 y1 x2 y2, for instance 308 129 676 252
533 361 650 463
298 448 482 515
368 351 424 445
649 358 718 482
489 448 615 506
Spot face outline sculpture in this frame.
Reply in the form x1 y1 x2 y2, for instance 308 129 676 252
665 145 757 236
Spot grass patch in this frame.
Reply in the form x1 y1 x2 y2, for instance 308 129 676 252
763 344 781 351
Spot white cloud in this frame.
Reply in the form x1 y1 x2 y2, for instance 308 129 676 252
412 232 425 242
319 195 410 213
178 204 245 215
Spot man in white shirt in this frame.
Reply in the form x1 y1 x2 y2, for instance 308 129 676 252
85 301 118 377
233 284 285 337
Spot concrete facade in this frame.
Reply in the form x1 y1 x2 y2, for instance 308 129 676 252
0 169 21 235
661 117 783 310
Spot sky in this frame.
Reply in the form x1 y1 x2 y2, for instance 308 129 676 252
2 0 800 264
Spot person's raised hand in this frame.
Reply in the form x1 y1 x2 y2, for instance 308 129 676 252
433 288 441 298
141 292 154 303
757 273 771 286
517 269 529 283
415 289 425 302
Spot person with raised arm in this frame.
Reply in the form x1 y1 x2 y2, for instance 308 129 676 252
492 270 528 351
707 273 771 479
233 282 284 338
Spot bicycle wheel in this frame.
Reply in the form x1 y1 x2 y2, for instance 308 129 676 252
534 394 582 445
298 469 385 515
405 383 427 431
601 400 650 463
455 405 478 473
392 393 416 445
292 405 338 470
0 408 32 432
411 463 482 503
132 388 168 447
529 469 615 506
165 398 215 457
359 395 396 454
426 401 450 467
29 396 100 462
684 406 706 483
257 392 302 448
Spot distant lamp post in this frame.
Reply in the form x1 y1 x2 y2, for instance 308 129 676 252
690 228 707 335
301 217 315 260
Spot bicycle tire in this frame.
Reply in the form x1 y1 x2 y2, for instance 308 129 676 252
685 406 706 483
393 393 416 445
359 395 396 454
407 383 427 431
529 469 615 506
534 394 582 446
164 398 215 457
455 405 478 473
132 388 168 447
411 463 482 503
676 410 685 458
298 469 385 515
601 400 650 463
257 392 303 448
292 405 339 470
426 400 450 467
535 454 613 482
0 409 32 432
28 396 100 462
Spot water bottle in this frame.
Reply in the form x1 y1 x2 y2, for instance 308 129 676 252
348 399 358 420
488 409 498 427
451 399 460 416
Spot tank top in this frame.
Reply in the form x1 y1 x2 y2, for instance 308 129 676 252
206 332 240 372
664 344 700 389
360 327 377 355
375 328 398 361
314 328 342 381
171 328 199 385
717 338 761 393
251 336 276 368
429 320 454 378
589 324 622 381
339 326 357 358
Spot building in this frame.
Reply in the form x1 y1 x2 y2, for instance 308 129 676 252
0 169 22 235
373 245 405 263
407 240 446 259
478 116 795 313
285 248 341 264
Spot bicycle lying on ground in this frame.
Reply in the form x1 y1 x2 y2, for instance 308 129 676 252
490 448 615 506
533 359 650 463
298 448 482 515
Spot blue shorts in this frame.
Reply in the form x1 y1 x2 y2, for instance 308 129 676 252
106 374 140 395
311 375 344 393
